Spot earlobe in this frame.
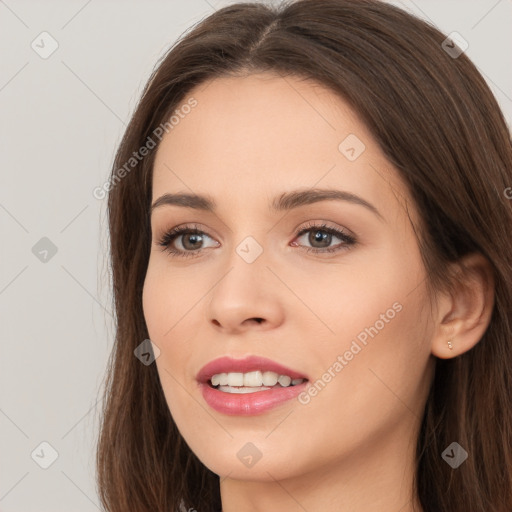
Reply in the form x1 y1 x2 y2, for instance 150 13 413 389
430 253 495 360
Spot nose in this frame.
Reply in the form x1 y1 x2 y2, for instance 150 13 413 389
205 253 285 335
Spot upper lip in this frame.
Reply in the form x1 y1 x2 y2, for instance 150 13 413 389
197 355 309 383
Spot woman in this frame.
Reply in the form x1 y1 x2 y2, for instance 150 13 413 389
96 1 512 510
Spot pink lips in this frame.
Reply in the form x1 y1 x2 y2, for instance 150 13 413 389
197 355 309 416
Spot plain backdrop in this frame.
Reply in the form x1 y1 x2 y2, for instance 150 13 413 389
1 0 511 510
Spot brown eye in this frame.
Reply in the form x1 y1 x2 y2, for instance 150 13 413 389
292 222 356 255
157 225 219 258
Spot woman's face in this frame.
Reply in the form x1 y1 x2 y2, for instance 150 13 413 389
143 72 436 483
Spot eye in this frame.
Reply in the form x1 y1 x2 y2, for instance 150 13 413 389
291 222 356 254
156 221 357 259
156 224 218 259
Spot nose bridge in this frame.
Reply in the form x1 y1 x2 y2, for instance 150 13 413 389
205 229 281 329
220 232 269 296
218 207 270 269
233 233 266 266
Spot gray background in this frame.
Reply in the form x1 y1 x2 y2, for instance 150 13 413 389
1 1 511 510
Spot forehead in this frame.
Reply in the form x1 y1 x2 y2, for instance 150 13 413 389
152 73 413 223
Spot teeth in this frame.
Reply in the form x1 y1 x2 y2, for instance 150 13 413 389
211 373 230 386
262 371 278 386
227 372 244 387
210 371 306 390
277 375 291 387
217 386 272 394
243 370 263 386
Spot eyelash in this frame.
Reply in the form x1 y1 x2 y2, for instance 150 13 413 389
156 221 357 259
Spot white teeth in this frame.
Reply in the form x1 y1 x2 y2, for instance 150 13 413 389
227 372 244 387
217 386 272 394
244 371 263 387
210 371 306 391
211 373 228 386
277 375 291 387
262 371 278 386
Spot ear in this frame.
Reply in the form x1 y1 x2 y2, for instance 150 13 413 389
431 253 495 359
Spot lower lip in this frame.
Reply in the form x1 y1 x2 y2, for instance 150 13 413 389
199 381 308 415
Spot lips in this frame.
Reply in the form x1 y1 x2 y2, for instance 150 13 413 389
196 355 310 415
196 355 309 383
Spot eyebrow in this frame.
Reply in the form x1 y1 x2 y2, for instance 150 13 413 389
150 188 384 221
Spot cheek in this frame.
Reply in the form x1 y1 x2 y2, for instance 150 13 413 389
142 273 192 387
283 246 423 348
142 261 199 393
291 244 431 409
142 259 197 340
142 269 199 439
294 262 432 441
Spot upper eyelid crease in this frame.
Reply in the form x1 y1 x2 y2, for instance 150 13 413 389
150 188 385 222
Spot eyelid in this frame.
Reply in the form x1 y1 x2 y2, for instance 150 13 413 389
294 219 355 237
155 222 219 243
156 223 218 250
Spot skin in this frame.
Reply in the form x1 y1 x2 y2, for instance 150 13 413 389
142 72 494 512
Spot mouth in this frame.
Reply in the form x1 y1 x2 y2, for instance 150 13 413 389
208 370 307 393
197 355 309 415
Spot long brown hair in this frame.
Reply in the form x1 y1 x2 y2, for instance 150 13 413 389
96 1 512 510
